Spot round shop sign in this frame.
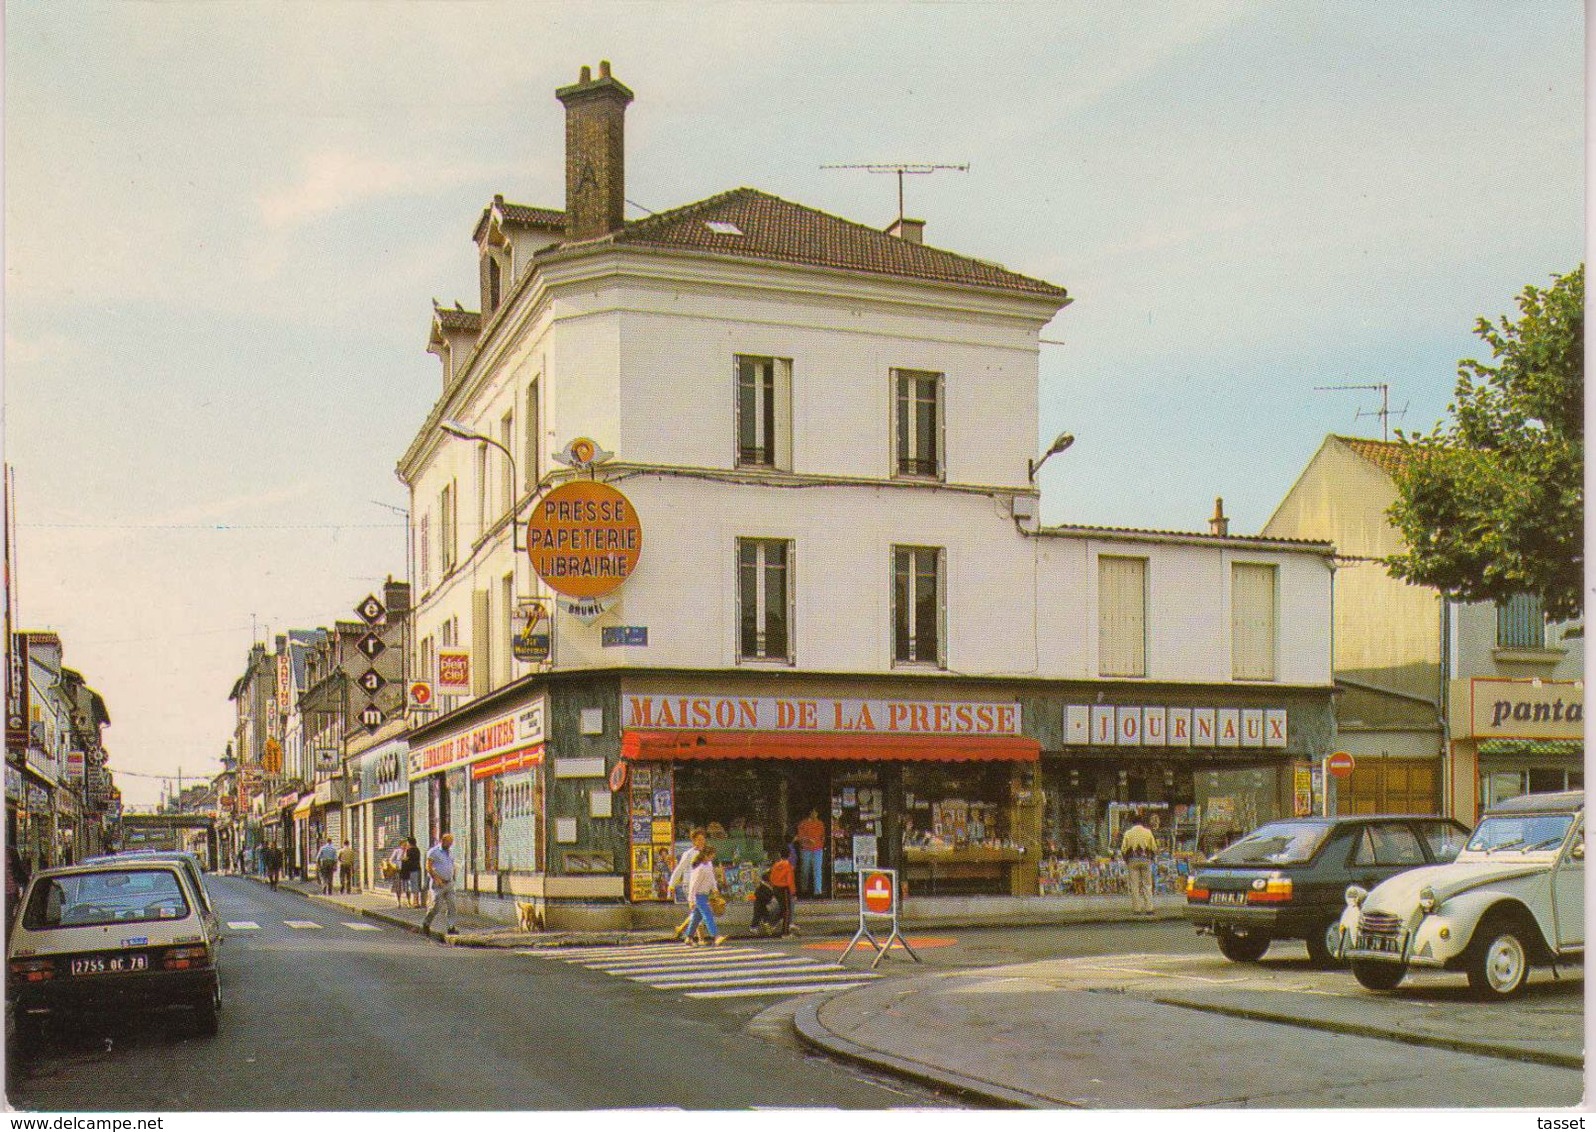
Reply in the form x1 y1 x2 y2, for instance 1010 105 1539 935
863 871 895 915
608 761 629 791
1327 751 1356 778
526 481 643 599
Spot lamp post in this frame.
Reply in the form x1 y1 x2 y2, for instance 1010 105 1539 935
1027 432 1074 482
439 420 522 552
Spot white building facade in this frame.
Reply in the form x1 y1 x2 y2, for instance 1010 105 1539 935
394 65 1336 927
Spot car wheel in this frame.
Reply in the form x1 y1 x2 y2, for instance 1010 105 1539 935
1215 927 1270 962
1466 914 1532 999
190 983 221 1037
1350 958 1406 990
1304 917 1343 969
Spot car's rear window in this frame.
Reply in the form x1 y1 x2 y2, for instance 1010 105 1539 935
22 869 191 930
1207 822 1331 865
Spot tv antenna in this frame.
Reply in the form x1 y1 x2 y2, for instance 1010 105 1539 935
821 162 969 222
1314 382 1408 442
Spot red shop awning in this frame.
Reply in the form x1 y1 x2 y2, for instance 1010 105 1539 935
621 730 1039 763
471 745 545 781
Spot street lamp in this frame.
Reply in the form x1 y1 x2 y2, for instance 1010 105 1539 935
1028 432 1074 482
439 419 522 552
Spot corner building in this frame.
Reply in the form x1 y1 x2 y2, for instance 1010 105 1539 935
396 64 1336 929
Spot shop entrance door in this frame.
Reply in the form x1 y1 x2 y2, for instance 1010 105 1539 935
788 766 831 898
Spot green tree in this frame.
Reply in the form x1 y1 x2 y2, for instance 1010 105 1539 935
1386 265 1583 622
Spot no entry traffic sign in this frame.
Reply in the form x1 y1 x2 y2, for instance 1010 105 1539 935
862 870 895 915
1327 751 1356 778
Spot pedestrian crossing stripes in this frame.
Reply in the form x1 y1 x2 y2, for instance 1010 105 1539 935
228 919 387 933
520 942 880 1001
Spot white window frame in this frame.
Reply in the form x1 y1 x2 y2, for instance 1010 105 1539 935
891 545 947 668
736 538 795 664
734 355 793 471
892 368 945 481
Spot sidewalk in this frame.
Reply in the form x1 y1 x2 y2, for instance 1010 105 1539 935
793 953 1585 1108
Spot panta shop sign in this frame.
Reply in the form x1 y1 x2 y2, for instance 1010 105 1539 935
410 698 546 777
1063 705 1289 749
1463 678 1583 741
624 695 1022 736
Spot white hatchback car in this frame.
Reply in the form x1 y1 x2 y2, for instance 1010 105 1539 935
1336 790 1584 998
7 859 223 1041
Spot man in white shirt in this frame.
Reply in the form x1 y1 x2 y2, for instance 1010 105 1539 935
667 828 708 942
420 832 457 937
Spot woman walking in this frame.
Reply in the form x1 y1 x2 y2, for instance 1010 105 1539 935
683 845 726 947
399 836 423 908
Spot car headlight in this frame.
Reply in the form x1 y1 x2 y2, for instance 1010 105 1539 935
1417 886 1439 914
1344 884 1367 908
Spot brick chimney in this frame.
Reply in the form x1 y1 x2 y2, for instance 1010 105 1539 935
886 217 925 244
555 61 634 241
1209 497 1229 538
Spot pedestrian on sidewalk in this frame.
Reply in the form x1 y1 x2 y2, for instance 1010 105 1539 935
420 833 457 937
315 838 338 895
750 853 797 937
264 844 282 890
683 844 725 946
1120 811 1158 915
400 836 422 907
337 841 356 894
768 851 797 935
796 809 827 898
386 843 406 904
667 828 708 942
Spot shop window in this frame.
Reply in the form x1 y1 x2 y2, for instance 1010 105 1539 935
893 368 943 479
1497 593 1546 649
735 355 792 470
1098 556 1147 677
1231 562 1277 681
892 545 945 666
737 538 793 662
902 764 1022 896
475 768 539 874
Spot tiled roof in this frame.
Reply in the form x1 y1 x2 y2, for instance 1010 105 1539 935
592 189 1067 299
1038 522 1334 551
1335 435 1415 476
474 197 565 242
433 305 482 333
499 201 564 229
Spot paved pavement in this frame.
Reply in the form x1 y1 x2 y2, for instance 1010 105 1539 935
242 872 1586 1110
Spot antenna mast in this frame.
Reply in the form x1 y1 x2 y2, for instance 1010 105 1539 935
1314 382 1409 442
821 162 970 221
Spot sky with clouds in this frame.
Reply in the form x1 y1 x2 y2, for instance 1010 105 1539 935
3 2 1583 807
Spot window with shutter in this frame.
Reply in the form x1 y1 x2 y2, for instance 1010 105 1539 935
737 539 793 662
1231 563 1278 681
1496 593 1546 649
1098 556 1147 677
892 546 945 666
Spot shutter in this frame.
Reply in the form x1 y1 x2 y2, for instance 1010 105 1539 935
1098 557 1147 677
1231 564 1277 680
419 514 431 592
472 589 491 696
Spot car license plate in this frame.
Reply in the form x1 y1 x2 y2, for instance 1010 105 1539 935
1354 932 1403 956
70 952 148 976
1209 891 1248 906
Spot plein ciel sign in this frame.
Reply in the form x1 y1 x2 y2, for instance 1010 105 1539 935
526 481 642 600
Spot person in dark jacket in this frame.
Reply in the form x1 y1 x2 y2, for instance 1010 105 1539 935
399 837 423 908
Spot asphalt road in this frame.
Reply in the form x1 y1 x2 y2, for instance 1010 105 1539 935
7 876 958 1111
